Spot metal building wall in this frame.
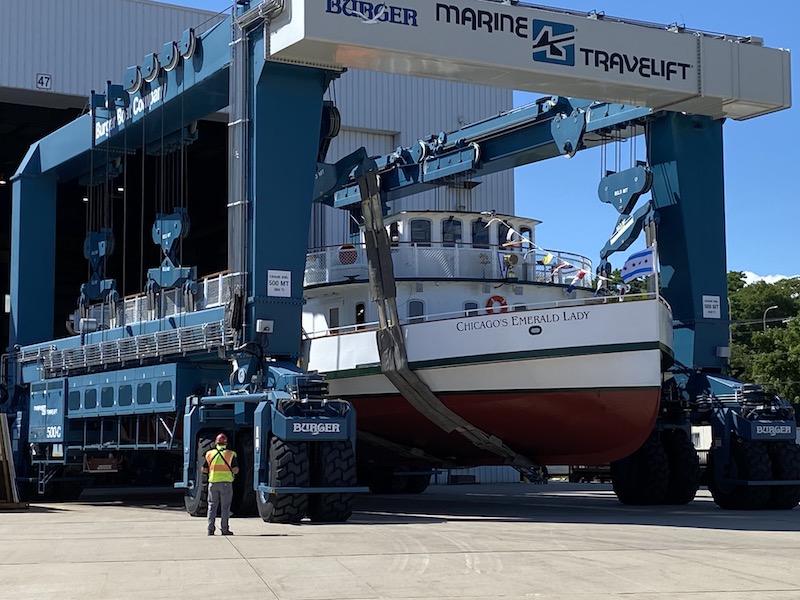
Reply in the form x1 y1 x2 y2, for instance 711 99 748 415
312 70 514 248
0 0 513 251
0 0 219 107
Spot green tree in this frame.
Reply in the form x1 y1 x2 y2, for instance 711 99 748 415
727 272 800 402
749 319 800 403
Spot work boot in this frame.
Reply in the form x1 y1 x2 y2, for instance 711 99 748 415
221 530 234 536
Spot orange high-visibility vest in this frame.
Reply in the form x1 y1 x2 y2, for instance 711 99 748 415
205 447 236 483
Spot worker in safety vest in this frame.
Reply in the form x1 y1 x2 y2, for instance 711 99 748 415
203 433 239 535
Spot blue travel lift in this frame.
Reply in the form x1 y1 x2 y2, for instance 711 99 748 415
2 3 798 515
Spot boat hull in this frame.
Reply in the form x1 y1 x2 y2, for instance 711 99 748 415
349 387 659 466
307 298 672 467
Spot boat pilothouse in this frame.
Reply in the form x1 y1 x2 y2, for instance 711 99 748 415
303 210 595 333
302 209 674 473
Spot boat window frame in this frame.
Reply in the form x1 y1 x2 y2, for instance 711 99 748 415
464 301 479 317
497 222 511 250
471 219 490 249
388 221 400 247
519 226 533 253
408 299 425 324
355 302 367 330
410 218 432 247
441 217 463 247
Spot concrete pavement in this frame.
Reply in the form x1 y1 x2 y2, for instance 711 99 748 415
2 483 800 599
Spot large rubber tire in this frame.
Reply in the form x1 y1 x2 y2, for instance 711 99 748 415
661 429 701 505
367 468 409 494
232 433 257 516
256 438 309 523
611 432 669 505
767 442 800 510
184 437 213 517
54 480 86 502
708 438 772 510
404 473 432 494
308 441 356 523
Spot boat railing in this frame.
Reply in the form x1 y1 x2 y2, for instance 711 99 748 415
305 242 593 288
305 291 662 338
74 272 246 329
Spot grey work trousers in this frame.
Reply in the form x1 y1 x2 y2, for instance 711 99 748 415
207 481 233 534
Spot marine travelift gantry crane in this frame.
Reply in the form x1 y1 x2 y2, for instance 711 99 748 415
2 0 797 512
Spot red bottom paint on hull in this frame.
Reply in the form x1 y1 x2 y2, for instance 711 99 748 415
351 388 660 466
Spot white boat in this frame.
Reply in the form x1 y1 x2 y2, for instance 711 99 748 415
302 210 673 471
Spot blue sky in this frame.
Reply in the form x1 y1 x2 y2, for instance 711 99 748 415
161 0 798 278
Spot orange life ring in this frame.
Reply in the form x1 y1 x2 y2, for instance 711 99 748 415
485 295 508 314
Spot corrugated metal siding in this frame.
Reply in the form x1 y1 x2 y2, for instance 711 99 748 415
313 70 514 245
433 466 521 485
1 2 513 242
0 0 220 102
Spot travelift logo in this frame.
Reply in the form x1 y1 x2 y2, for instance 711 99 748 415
532 20 576 66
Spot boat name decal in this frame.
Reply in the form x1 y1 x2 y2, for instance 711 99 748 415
456 317 508 331
455 310 590 333
292 422 341 435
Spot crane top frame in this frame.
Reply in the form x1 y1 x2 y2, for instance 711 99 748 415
267 0 790 121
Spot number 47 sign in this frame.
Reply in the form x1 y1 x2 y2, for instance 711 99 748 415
36 73 52 90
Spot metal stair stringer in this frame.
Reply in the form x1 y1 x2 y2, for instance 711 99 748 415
358 171 537 469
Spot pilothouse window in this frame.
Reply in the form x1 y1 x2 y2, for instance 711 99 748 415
519 226 532 252
498 222 511 248
442 218 462 247
388 222 400 247
410 219 432 247
471 219 489 248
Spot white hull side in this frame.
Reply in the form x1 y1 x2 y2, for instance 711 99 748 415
325 349 664 397
307 298 672 394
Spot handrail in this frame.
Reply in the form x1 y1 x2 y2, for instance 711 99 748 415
15 320 235 378
304 241 593 288
73 271 246 330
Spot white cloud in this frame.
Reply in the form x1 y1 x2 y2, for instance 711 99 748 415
742 271 800 285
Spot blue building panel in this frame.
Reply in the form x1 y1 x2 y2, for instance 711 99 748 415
65 364 228 419
28 379 66 443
